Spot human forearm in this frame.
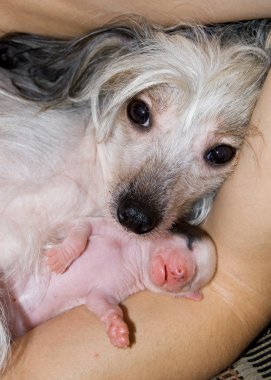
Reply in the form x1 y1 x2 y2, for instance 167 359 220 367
1 0 271 36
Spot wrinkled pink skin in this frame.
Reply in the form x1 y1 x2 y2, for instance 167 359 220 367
8 218 216 349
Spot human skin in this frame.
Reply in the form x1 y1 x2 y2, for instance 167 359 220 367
1 1 271 379
1 0 271 37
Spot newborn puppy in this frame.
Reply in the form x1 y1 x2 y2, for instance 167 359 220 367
8 219 216 348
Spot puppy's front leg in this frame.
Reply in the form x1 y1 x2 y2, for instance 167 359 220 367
46 219 93 273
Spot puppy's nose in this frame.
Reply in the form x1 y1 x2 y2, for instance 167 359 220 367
117 199 159 234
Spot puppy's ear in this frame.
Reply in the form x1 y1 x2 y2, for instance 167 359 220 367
0 24 137 105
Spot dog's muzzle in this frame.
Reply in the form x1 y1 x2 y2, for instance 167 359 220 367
117 198 160 234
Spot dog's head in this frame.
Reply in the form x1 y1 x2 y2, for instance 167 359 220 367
1 18 270 234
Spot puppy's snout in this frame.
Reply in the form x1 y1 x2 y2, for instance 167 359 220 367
117 198 159 234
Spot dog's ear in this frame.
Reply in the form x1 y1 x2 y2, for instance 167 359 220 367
0 24 139 105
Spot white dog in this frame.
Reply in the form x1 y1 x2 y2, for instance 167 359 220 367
0 17 270 368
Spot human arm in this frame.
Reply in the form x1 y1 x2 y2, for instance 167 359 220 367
1 0 271 37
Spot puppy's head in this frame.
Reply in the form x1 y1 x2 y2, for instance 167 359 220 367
1 18 270 234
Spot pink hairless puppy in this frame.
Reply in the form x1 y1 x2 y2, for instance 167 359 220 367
8 218 216 348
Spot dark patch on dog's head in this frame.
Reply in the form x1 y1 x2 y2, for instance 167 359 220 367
0 18 150 105
171 220 210 250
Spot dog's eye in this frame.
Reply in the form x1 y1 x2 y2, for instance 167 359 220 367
127 100 150 129
204 145 236 165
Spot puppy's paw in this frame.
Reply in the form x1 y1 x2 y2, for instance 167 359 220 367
107 316 129 348
46 246 74 274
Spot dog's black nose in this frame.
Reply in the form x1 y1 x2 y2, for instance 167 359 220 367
117 199 159 234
